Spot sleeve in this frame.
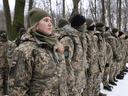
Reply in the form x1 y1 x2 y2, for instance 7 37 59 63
108 38 121 62
9 49 33 96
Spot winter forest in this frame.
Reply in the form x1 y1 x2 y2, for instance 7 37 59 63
0 0 128 40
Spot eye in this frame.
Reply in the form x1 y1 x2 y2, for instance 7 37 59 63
44 19 48 22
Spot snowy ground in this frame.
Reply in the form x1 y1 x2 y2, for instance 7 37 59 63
100 63 128 96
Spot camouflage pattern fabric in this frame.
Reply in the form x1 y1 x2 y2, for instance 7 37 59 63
9 32 68 96
83 31 97 96
102 42 113 86
59 25 86 95
94 31 106 95
107 35 121 82
0 39 10 95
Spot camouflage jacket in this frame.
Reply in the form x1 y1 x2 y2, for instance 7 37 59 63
7 39 17 68
105 41 113 66
0 39 10 95
94 31 106 71
107 35 121 62
120 38 126 59
9 32 68 96
58 25 86 94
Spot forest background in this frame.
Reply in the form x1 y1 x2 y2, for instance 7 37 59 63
0 0 128 40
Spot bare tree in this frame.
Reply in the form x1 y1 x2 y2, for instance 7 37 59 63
63 0 65 18
27 0 33 28
119 0 121 30
101 0 105 24
3 0 12 39
68 0 80 22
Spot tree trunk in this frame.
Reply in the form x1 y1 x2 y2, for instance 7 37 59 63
3 0 12 40
11 0 25 40
108 0 111 28
63 0 65 18
94 0 97 22
101 0 105 24
68 0 80 22
119 0 121 30
27 0 33 28
117 0 119 28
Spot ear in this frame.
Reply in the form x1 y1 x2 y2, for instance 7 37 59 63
33 22 39 29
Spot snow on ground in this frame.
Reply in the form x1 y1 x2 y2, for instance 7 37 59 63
100 63 128 96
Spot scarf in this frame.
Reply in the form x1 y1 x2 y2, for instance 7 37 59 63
32 28 57 48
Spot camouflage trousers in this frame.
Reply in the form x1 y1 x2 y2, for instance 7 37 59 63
109 60 116 82
102 66 110 86
114 61 120 77
122 57 127 70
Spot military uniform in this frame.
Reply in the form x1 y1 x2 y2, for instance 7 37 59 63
58 25 86 96
93 31 106 95
0 39 10 96
107 35 121 82
9 31 68 96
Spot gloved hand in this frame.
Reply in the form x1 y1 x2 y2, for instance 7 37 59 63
105 63 109 67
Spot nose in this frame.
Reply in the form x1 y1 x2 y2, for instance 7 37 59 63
48 21 52 27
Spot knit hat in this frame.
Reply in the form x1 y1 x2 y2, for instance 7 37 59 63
58 18 69 28
103 32 111 38
86 18 93 28
71 14 86 27
28 8 51 27
19 28 27 33
0 30 6 35
125 34 128 39
118 31 124 37
105 27 109 31
112 28 119 33
96 22 104 28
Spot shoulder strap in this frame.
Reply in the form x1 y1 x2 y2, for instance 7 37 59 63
58 35 77 54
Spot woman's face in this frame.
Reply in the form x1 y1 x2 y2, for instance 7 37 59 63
37 17 52 35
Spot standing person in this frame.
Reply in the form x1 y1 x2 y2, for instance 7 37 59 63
116 31 125 79
102 32 113 91
125 34 128 68
111 28 122 81
0 30 10 96
57 18 86 96
83 18 98 96
108 28 121 86
8 28 27 67
94 22 106 96
9 8 68 96
70 14 87 95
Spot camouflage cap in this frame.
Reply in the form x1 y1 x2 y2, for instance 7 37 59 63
96 22 104 28
58 18 69 28
125 34 128 39
0 30 7 35
19 28 27 33
86 18 93 28
112 28 119 33
103 32 111 38
28 8 51 27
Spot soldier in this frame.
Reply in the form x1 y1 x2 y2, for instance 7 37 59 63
70 14 88 96
9 8 68 96
108 28 121 86
102 32 113 91
111 28 122 81
57 18 86 96
83 18 98 96
94 22 106 96
116 31 126 79
125 34 128 67
7 28 27 67
0 30 10 96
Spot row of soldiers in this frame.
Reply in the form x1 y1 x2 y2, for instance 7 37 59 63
0 8 128 96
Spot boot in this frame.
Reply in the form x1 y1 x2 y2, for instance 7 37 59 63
116 74 124 80
108 85 113 89
114 77 118 82
123 69 128 72
103 86 112 91
99 92 107 96
109 80 117 86
120 71 126 75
